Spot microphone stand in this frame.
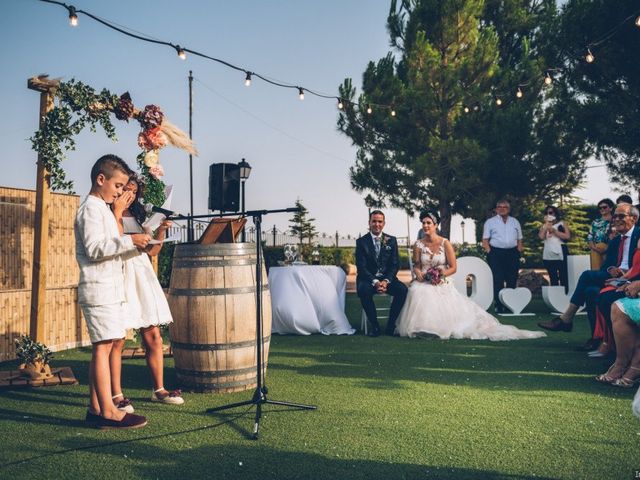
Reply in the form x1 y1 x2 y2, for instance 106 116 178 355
197 207 316 439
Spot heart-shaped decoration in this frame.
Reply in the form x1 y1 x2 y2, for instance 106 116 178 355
499 287 532 314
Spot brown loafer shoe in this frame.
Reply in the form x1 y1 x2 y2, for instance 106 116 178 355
97 413 147 430
537 318 573 332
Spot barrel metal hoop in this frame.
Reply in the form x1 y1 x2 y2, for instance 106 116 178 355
174 243 257 258
173 258 256 268
171 336 270 351
176 365 262 378
168 285 268 296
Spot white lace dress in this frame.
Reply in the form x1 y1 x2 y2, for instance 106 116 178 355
395 240 545 341
121 217 173 329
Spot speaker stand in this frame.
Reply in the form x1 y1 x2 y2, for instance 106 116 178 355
206 208 316 439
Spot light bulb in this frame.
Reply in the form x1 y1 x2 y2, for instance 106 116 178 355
495 97 502 106
516 88 523 98
635 15 640 27
244 72 252 87
585 49 594 63
68 6 78 26
176 46 186 60
544 73 552 85
391 109 396 117
473 104 479 112
298 87 305 100
463 106 470 113
366 104 372 114
337 99 344 110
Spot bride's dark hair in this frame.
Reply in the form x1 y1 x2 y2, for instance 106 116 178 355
419 211 440 224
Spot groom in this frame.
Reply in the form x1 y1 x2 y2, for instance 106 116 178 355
356 210 407 336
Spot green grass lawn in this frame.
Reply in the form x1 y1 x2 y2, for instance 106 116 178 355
0 294 638 479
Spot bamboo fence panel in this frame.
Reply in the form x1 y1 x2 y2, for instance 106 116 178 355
0 187 87 360
0 288 91 362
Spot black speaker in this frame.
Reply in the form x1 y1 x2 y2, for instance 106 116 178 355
208 163 240 212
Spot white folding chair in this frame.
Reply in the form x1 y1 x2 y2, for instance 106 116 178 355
360 294 392 334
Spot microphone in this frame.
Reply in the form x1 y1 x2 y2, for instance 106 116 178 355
141 201 183 218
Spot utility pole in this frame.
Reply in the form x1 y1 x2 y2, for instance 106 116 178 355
187 70 194 242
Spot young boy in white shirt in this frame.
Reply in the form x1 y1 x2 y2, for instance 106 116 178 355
75 154 151 429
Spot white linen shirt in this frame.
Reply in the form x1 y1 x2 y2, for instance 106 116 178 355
75 195 136 306
482 215 522 249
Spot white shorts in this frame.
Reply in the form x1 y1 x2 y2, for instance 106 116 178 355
81 302 128 344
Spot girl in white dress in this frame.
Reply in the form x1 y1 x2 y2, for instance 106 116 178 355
109 175 184 408
395 211 546 341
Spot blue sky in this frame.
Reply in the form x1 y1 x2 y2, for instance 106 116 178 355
0 0 616 241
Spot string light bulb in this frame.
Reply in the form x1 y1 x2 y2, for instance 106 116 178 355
68 6 78 26
516 87 523 99
585 48 595 63
390 109 396 117
473 104 480 112
366 104 372 114
495 97 502 106
244 72 252 86
636 15 640 27
298 87 305 100
463 106 470 113
337 98 344 110
544 72 552 85
176 46 186 60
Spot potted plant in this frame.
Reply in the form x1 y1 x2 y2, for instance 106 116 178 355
14 334 53 380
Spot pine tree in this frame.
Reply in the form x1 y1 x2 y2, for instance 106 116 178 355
289 199 317 245
338 0 587 237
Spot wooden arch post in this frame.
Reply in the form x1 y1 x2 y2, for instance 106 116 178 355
27 75 59 343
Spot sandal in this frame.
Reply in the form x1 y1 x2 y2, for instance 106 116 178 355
112 393 135 413
151 388 185 405
612 366 640 388
595 362 626 384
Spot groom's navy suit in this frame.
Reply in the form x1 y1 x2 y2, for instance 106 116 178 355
356 232 408 335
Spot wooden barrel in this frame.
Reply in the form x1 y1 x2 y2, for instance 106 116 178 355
168 243 271 393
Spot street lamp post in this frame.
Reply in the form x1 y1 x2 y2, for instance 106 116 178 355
238 158 252 242
364 194 375 217
461 220 466 244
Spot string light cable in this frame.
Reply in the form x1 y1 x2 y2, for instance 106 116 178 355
37 0 640 115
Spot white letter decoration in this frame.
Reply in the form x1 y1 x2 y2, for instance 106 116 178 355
541 255 590 314
452 257 494 310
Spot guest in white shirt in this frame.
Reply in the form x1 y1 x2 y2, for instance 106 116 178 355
482 199 523 314
538 205 571 292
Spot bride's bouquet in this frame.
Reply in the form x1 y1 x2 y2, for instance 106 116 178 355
424 267 445 286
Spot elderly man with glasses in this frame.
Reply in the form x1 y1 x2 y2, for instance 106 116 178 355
482 199 524 314
539 203 640 342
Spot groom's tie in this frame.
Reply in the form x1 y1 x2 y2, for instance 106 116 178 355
374 236 381 258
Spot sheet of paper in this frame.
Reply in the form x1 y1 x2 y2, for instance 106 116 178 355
148 232 180 245
142 185 174 231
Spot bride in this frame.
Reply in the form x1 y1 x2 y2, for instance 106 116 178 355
395 211 546 341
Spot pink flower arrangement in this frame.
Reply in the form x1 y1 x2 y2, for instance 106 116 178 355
148 164 165 179
424 267 445 286
137 126 168 151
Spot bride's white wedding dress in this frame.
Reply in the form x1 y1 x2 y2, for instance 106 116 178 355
395 240 546 341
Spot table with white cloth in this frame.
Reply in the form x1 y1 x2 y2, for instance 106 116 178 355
268 266 356 335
